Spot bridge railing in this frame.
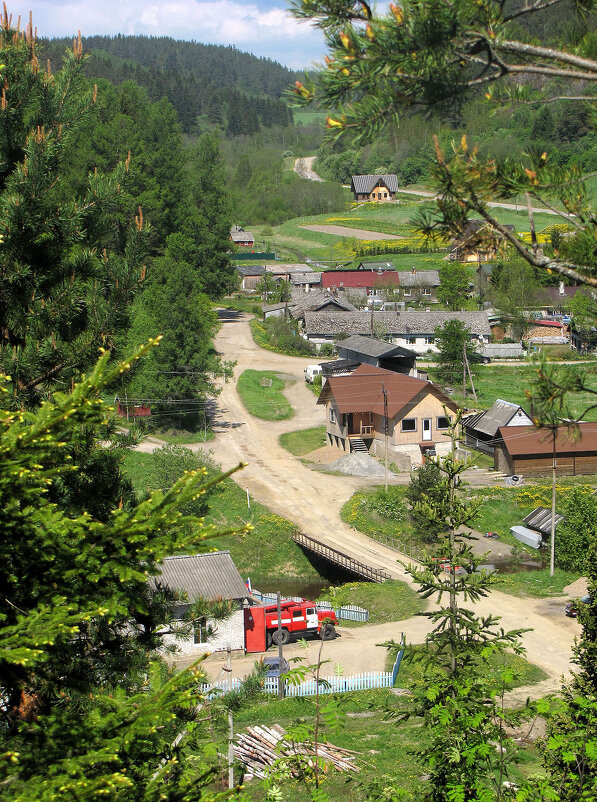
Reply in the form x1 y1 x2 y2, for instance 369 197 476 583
291 531 392 583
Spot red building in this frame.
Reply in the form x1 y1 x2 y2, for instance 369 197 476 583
322 269 400 293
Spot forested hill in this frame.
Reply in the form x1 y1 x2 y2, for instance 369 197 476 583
41 35 296 134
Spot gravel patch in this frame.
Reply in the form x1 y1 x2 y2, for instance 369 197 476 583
325 452 393 477
563 577 589 597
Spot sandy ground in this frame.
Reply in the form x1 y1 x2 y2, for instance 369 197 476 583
293 156 323 182
138 310 580 699
299 224 402 240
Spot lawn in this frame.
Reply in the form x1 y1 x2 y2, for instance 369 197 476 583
439 362 597 420
121 451 321 582
237 369 294 420
318 580 425 626
279 425 326 456
497 567 580 598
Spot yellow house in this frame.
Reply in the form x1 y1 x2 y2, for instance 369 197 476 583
317 364 459 468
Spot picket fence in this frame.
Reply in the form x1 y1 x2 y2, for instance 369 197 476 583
250 588 369 624
200 636 406 699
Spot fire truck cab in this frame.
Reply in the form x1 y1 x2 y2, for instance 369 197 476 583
244 600 338 653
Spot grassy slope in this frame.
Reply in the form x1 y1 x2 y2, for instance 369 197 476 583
237 369 294 420
318 580 426 626
279 426 326 456
121 451 321 582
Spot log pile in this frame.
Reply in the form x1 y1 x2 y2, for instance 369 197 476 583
234 724 360 780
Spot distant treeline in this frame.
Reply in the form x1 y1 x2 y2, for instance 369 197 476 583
42 35 295 135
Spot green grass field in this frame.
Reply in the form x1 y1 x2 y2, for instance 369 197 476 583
441 362 597 419
293 110 328 126
319 580 425 626
121 451 321 582
497 568 580 598
279 425 326 456
237 370 294 420
252 199 558 263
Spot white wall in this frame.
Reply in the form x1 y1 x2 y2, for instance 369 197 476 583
161 609 245 656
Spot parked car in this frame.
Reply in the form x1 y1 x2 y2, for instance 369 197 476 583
304 364 322 384
565 595 592 617
262 656 290 677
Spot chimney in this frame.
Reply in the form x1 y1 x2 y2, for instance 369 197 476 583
559 281 565 296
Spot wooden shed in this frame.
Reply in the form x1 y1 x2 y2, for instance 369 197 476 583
494 423 597 477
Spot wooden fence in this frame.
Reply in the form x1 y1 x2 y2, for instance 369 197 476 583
291 532 392 583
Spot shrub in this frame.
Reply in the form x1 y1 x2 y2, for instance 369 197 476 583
368 486 406 521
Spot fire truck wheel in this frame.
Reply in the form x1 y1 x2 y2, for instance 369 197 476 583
266 632 272 648
272 629 290 646
319 623 336 641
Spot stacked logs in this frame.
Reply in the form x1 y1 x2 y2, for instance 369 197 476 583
234 724 359 780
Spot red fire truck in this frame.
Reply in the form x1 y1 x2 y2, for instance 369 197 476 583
244 600 338 653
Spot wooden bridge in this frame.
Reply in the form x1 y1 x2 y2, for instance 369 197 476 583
291 531 392 583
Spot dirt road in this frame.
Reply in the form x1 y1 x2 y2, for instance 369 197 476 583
294 156 323 182
300 224 402 240
195 311 579 696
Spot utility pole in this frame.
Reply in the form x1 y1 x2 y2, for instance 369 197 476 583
550 427 557 577
227 647 234 790
382 383 389 491
462 340 467 402
277 592 284 700
464 347 478 402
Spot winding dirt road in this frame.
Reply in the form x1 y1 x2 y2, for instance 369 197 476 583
199 311 581 695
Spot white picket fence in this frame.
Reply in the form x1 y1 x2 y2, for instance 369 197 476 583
250 588 369 624
200 671 394 699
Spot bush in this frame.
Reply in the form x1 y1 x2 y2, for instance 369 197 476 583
555 487 597 572
368 486 407 521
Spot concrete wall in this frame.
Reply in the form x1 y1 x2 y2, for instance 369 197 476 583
161 609 245 657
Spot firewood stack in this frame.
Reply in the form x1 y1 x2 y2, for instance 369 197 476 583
234 724 360 780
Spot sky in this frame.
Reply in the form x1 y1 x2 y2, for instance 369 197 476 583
8 0 326 69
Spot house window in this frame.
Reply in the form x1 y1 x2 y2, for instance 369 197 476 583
404 337 415 345
425 336 435 345
193 618 209 644
329 408 337 424
403 289 411 297
422 288 431 296
437 416 452 430
401 418 417 432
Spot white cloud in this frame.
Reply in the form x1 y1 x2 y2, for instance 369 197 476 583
8 0 324 68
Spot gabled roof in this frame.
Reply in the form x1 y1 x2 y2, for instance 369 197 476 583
398 270 440 287
498 423 597 456
153 551 250 602
317 363 458 418
399 311 491 337
351 174 399 194
290 272 322 285
304 311 401 336
289 290 356 319
338 334 416 360
464 399 530 437
522 506 565 535
230 231 254 242
322 270 400 289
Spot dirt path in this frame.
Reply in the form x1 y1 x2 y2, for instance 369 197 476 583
300 224 402 240
193 311 579 697
398 187 574 219
294 156 323 182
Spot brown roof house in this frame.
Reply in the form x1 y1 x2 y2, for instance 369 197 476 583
449 220 515 263
317 363 459 469
351 174 398 202
494 423 597 477
153 551 250 656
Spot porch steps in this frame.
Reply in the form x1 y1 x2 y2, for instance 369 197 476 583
349 437 368 453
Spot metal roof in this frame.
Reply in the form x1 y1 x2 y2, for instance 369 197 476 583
317 363 458 417
522 506 565 535
337 334 416 360
304 311 402 337
230 231 254 242
498 423 597 456
465 399 530 437
289 290 356 319
290 273 322 284
322 270 401 289
351 174 399 194
153 551 250 602
237 265 265 276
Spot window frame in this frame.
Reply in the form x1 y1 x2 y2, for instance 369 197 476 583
437 416 452 430
329 407 337 424
193 617 209 645
401 418 417 433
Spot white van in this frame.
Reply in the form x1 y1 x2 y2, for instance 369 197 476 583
304 364 322 383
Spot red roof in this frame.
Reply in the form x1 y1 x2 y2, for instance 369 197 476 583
498 423 597 456
533 320 564 328
317 363 458 417
322 270 400 289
